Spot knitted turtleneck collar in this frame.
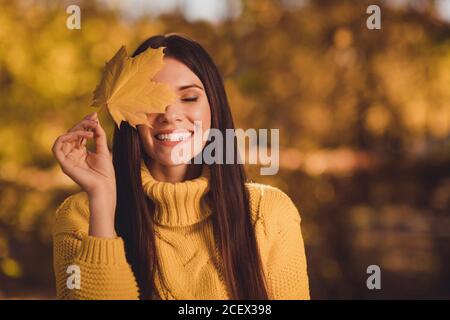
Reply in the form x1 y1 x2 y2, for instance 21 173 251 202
140 160 212 227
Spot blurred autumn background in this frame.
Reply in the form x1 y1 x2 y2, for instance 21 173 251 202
0 0 449 299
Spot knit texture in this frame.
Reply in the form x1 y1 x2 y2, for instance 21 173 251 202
53 163 310 300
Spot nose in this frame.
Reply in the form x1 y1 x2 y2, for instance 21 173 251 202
157 103 183 124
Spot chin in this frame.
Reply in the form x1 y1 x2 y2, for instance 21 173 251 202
157 158 186 166
151 152 191 166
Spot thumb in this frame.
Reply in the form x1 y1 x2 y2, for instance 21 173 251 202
92 115 110 155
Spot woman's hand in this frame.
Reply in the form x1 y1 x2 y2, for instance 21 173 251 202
52 112 117 238
52 112 115 195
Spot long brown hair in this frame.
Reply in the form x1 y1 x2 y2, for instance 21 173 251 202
112 34 268 300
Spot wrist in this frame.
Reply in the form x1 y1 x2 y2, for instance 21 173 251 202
87 185 117 238
87 183 116 200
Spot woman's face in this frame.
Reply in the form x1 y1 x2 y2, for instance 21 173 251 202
138 57 211 166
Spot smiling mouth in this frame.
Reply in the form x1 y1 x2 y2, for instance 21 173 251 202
154 131 193 142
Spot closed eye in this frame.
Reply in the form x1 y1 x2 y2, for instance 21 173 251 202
181 97 198 103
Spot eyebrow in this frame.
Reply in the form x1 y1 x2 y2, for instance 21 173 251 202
178 84 204 91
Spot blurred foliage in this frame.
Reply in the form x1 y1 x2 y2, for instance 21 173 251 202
0 0 449 299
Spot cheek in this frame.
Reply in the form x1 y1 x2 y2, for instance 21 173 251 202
146 113 158 127
184 101 211 155
137 126 155 154
188 100 211 130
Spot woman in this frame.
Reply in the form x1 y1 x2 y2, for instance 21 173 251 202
51 34 310 300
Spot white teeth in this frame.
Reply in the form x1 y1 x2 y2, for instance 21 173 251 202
156 132 192 141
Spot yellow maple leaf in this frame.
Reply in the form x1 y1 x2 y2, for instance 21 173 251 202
91 45 176 128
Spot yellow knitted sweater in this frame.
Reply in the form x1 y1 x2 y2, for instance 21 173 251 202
53 163 310 300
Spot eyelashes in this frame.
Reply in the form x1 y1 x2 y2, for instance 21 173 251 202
180 96 199 103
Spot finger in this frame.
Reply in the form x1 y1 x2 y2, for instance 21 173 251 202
58 130 94 143
53 131 94 162
85 111 98 121
80 134 88 148
85 111 97 120
91 117 109 154
62 137 86 156
74 113 99 148
68 118 99 133
62 140 72 156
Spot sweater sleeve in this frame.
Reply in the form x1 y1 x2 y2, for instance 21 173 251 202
261 187 310 300
52 192 139 300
